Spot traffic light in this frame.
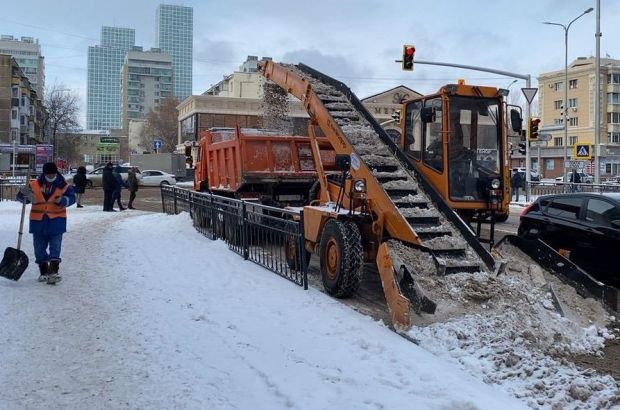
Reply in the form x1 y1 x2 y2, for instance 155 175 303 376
518 142 526 155
528 117 541 140
402 44 415 71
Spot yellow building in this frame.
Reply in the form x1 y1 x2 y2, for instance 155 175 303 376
537 57 620 178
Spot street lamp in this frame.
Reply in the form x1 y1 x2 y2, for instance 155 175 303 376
543 7 593 184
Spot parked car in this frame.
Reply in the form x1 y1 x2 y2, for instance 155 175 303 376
66 165 139 188
554 172 594 184
518 192 620 285
139 169 177 187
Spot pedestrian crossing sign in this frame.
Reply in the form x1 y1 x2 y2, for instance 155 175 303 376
574 144 592 159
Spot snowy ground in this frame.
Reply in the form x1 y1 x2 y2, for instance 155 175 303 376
0 201 524 410
0 201 618 409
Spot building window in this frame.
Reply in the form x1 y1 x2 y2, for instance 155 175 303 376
554 82 563 91
568 98 577 108
608 73 620 84
569 136 578 145
545 159 555 170
554 118 563 125
554 137 563 146
554 100 562 110
568 117 578 127
569 79 578 89
11 109 17 120
608 93 620 104
608 112 620 124
608 132 620 143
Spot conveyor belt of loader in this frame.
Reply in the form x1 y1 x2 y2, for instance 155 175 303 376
287 63 496 275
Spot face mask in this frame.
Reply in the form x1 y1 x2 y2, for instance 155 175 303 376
45 175 57 183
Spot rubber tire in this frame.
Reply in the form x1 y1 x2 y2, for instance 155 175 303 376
86 180 93 189
319 219 363 298
160 181 170 187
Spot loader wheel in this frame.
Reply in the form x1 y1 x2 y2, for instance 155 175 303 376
285 234 310 271
319 220 363 298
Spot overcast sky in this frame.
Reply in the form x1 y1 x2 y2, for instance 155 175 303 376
2 0 618 127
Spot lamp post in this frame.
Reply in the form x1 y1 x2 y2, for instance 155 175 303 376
543 7 593 185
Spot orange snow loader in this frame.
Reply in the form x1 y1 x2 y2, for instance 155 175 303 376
258 61 518 330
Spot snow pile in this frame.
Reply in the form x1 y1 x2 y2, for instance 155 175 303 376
0 201 526 409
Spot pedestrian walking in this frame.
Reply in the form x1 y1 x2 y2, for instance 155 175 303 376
16 162 76 284
112 164 127 211
127 167 139 209
102 162 116 212
73 166 88 208
511 171 523 202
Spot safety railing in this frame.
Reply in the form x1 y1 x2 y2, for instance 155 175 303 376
529 181 620 196
161 186 308 289
0 178 24 201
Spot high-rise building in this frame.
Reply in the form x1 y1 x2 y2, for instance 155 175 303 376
87 26 135 130
156 4 193 101
120 47 173 130
0 35 45 97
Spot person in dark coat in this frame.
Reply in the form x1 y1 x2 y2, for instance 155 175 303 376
17 162 76 284
127 167 139 209
511 171 523 202
72 166 88 208
112 164 127 211
101 162 117 212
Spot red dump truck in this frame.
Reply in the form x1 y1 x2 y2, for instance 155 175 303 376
194 127 335 206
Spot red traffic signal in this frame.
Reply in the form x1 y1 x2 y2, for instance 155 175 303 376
402 44 415 71
529 117 541 140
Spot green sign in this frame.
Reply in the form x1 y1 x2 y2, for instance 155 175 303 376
100 137 119 144
96 143 119 153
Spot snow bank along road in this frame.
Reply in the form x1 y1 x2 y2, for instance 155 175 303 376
0 202 526 410
1 201 619 409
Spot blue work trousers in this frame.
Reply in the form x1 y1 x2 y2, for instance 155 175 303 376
33 233 63 264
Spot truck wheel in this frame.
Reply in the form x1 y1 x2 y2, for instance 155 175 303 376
86 180 93 189
286 234 310 271
495 212 509 223
319 219 363 298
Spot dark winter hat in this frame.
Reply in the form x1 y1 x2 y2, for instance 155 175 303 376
42 162 58 175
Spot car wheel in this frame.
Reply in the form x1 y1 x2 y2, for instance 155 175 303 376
160 181 170 187
86 180 93 189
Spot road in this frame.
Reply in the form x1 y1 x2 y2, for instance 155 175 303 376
76 186 165 213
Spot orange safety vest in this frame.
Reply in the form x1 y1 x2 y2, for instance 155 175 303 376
29 179 68 221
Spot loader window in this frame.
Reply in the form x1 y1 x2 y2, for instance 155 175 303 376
422 98 443 172
448 96 501 200
404 101 422 160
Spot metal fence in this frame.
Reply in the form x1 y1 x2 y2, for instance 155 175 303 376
161 186 308 289
530 182 620 196
0 177 26 201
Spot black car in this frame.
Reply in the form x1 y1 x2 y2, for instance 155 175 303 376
518 192 620 285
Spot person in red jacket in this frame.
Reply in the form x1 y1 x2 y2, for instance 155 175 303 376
17 162 76 284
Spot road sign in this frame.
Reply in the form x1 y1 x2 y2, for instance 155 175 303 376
574 144 592 159
538 133 552 142
153 139 163 151
521 87 538 104
565 160 587 169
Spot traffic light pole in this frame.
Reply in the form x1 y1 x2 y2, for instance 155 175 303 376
396 59 532 200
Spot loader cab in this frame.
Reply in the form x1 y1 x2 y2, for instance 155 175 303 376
401 84 509 221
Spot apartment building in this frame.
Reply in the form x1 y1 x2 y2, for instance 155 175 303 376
120 47 173 130
0 35 45 98
0 55 47 173
534 57 620 177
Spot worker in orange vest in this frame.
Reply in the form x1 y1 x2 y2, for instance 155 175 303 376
17 162 76 284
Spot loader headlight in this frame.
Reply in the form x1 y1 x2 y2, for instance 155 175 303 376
491 179 500 189
354 179 366 193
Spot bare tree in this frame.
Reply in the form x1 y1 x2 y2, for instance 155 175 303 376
139 96 180 153
44 84 80 158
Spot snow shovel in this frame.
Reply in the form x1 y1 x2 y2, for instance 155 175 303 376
0 200 29 281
